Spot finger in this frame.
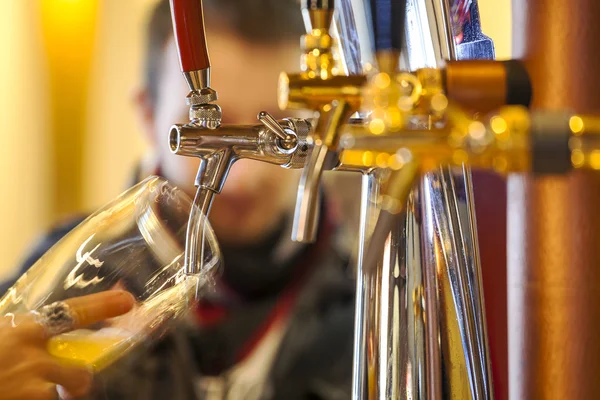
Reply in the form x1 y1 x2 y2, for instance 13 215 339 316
13 317 50 343
18 290 135 341
46 362 93 398
65 290 135 329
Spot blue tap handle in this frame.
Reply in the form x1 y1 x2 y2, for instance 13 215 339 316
367 0 406 52
304 0 335 10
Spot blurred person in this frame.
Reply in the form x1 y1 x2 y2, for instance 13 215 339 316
2 1 355 399
0 291 134 400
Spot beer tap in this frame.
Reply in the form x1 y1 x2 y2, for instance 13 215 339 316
168 0 311 274
279 0 366 243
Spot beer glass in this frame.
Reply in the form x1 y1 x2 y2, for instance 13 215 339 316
0 176 221 372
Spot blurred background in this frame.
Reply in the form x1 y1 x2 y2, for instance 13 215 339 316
0 0 511 282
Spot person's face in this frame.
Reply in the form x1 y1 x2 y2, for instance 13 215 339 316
149 32 300 245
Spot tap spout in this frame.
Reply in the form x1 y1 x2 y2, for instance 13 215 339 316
292 99 353 243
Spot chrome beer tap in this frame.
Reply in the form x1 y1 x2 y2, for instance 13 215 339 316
279 1 511 398
279 0 367 243
347 1 498 398
168 0 311 274
319 0 530 398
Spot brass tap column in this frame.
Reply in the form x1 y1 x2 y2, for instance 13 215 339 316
509 0 600 398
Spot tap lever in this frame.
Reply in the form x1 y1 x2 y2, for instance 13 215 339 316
169 0 210 76
258 111 297 150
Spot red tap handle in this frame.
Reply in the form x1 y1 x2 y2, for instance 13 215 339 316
170 0 210 72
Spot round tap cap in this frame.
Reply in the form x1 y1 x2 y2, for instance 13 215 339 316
190 103 222 129
186 88 218 106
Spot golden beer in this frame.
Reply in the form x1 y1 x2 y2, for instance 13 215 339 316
48 331 134 371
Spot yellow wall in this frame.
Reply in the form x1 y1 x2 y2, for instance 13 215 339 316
83 0 154 210
0 0 512 283
0 0 156 282
479 0 512 59
0 1 51 280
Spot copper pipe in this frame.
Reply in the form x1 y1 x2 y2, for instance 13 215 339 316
509 0 600 399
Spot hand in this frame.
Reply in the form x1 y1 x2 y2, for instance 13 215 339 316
0 290 135 400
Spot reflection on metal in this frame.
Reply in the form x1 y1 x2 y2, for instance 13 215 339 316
352 1 494 399
355 168 494 399
169 117 312 273
352 171 380 400
332 0 365 75
404 0 494 70
292 100 354 243
420 168 493 399
281 1 366 244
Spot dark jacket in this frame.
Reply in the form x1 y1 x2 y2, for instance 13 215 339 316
2 197 355 400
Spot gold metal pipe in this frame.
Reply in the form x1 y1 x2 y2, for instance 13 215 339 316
340 111 600 175
444 61 508 114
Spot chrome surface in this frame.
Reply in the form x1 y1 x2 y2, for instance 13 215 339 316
173 116 312 274
461 166 494 396
420 168 493 399
332 0 371 75
186 87 218 106
418 179 443 400
353 172 430 400
184 68 220 130
352 172 379 400
172 116 313 275
289 1 362 244
291 100 353 243
403 0 452 69
189 103 222 129
169 118 311 172
258 111 297 149
183 68 211 92
350 1 495 399
291 141 326 243
362 163 420 276
284 118 312 169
